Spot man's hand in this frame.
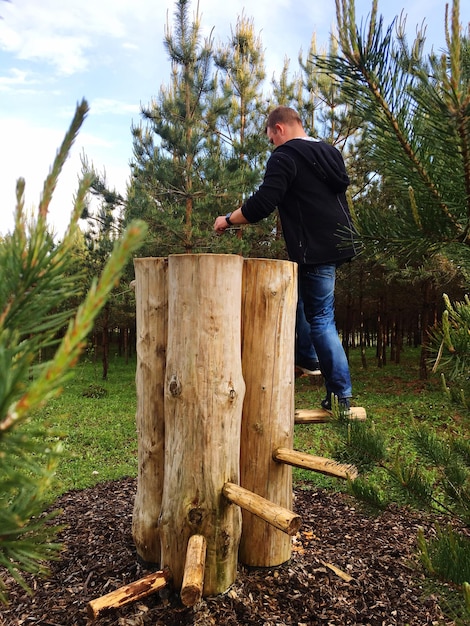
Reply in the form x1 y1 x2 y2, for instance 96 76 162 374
213 215 229 234
213 208 248 234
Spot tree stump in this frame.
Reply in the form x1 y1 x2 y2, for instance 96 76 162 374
158 254 246 594
132 258 168 563
239 258 297 567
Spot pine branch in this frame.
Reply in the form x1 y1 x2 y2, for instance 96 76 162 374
38 99 89 220
0 222 146 434
320 0 470 264
331 3 462 233
0 101 147 603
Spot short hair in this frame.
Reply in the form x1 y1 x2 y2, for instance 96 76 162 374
266 106 302 130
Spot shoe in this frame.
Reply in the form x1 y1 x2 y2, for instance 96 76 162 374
296 358 321 376
297 365 321 376
321 397 351 411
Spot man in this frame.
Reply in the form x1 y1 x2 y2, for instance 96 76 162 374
213 106 357 410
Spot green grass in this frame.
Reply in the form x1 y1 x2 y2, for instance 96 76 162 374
29 356 139 500
293 346 467 490
26 346 468 502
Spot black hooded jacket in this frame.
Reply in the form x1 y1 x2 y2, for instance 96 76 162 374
241 137 358 265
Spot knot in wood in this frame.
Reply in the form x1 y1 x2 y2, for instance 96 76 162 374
229 387 236 400
253 422 264 434
188 507 204 526
169 374 182 397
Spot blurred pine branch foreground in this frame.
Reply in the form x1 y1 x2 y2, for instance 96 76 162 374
0 99 146 603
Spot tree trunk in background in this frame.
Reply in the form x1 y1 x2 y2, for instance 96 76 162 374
124 327 129 365
102 302 109 380
239 258 297 567
132 258 168 564
419 281 431 380
359 269 367 369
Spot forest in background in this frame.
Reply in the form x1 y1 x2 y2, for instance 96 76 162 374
65 0 469 388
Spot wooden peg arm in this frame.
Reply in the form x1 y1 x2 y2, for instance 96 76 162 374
180 534 207 607
273 447 358 480
223 482 301 535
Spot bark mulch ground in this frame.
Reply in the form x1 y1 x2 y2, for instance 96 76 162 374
0 477 456 626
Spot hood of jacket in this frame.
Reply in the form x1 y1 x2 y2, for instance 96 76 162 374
279 138 350 193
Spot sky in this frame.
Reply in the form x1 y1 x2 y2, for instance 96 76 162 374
0 0 468 238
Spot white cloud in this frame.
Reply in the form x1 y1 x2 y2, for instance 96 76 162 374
0 118 69 234
0 115 129 238
0 0 169 76
21 34 92 75
0 67 39 91
89 98 141 116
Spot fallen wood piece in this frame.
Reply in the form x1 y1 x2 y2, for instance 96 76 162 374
87 568 172 620
321 560 354 582
295 406 367 424
180 534 207 607
223 482 301 536
273 447 358 480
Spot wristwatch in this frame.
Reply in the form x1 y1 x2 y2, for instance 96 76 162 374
225 212 234 226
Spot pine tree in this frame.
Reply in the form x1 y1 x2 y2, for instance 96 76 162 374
0 100 146 602
127 2 277 259
298 34 360 149
80 158 127 379
212 12 282 258
127 0 222 256
317 0 470 269
271 57 303 110
315 0 470 379
329 409 470 620
431 293 470 407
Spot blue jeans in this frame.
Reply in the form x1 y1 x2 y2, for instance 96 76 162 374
296 296 318 364
298 263 352 401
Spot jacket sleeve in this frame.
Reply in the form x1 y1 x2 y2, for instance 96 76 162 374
241 151 297 223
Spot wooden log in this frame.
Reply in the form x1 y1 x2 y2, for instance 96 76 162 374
180 534 207 607
159 254 245 596
223 482 301 535
132 258 168 563
295 406 367 424
87 568 171 620
239 259 297 567
273 447 358 480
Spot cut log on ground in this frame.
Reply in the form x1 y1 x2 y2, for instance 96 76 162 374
180 535 207 607
273 447 358 480
321 560 354 582
87 568 172 620
295 407 367 424
223 482 301 536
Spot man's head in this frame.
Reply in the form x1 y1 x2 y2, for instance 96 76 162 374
266 106 305 146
